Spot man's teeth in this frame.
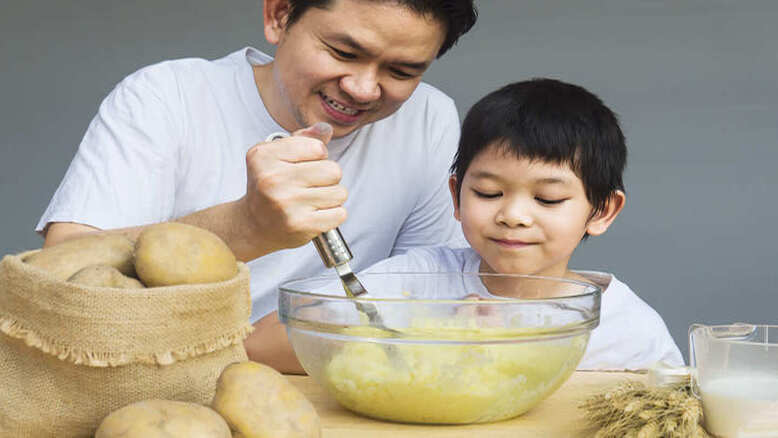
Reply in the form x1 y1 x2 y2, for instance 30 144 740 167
323 95 359 115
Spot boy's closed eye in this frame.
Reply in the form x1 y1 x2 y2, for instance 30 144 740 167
472 188 567 206
535 197 567 205
472 189 501 199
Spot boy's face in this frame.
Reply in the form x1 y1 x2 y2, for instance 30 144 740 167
260 0 446 138
449 144 622 278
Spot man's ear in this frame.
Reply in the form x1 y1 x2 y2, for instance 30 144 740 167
586 190 625 236
448 175 462 222
263 0 292 45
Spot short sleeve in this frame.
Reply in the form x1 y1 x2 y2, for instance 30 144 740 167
36 64 182 233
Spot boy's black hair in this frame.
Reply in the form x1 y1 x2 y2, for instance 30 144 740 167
451 78 627 218
284 0 477 58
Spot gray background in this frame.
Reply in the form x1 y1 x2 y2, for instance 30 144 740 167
2 0 776 359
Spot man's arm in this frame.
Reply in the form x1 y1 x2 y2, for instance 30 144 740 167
245 311 305 374
44 199 269 262
44 123 345 264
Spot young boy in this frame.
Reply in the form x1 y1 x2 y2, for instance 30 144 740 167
361 78 683 370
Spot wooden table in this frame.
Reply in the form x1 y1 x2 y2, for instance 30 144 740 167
288 371 645 437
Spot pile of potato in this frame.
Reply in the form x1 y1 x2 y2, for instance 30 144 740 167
24 222 238 288
25 223 321 437
96 361 320 438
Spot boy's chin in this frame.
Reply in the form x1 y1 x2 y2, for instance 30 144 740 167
482 261 533 276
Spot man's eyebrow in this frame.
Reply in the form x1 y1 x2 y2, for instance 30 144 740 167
329 34 430 70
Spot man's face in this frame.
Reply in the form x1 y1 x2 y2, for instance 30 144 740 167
261 0 446 138
450 145 598 278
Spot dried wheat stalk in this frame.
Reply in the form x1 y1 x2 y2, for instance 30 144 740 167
580 379 712 438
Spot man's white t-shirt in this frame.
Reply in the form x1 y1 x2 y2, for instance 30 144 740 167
36 47 464 322
359 246 685 371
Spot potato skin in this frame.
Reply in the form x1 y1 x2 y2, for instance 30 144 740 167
67 264 145 288
95 399 231 438
134 223 237 287
212 361 321 438
24 233 135 280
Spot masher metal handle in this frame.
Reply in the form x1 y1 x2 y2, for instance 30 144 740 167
313 229 353 268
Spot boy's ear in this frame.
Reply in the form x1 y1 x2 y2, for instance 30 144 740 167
263 0 292 45
448 175 462 222
586 190 626 236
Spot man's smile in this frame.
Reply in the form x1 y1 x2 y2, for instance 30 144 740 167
319 92 371 125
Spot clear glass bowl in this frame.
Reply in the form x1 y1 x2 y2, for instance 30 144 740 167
279 272 601 424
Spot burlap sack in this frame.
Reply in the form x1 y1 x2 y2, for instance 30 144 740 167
0 250 254 437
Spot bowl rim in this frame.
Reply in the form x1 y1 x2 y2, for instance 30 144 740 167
279 271 602 304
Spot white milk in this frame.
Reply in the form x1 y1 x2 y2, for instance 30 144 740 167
700 374 778 438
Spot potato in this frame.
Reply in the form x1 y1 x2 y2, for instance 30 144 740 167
95 399 231 438
67 264 145 288
212 361 320 438
134 223 237 287
24 233 135 280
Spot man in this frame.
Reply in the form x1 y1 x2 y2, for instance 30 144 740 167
37 0 477 373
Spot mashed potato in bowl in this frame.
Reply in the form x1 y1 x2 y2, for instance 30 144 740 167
320 324 588 424
280 272 601 424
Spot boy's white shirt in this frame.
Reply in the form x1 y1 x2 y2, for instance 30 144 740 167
360 246 685 371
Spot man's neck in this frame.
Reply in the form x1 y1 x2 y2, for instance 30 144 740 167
252 63 298 132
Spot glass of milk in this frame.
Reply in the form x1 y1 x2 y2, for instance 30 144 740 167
689 323 778 438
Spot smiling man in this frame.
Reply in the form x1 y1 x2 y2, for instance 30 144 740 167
36 0 477 373
257 0 448 138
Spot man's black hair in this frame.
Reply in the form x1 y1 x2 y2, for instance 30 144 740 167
284 0 477 57
451 78 627 217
